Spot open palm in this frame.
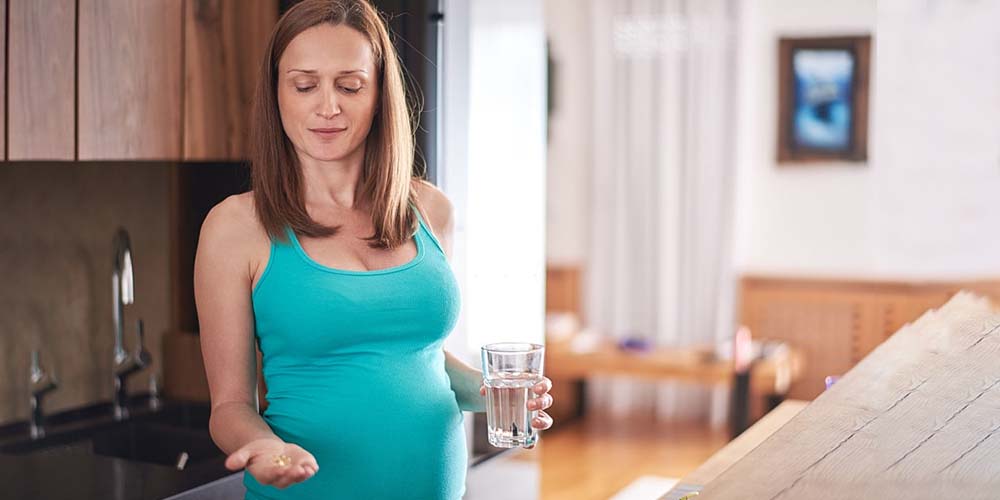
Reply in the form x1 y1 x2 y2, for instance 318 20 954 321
225 437 320 489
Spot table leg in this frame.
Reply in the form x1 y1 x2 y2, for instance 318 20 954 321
729 371 751 439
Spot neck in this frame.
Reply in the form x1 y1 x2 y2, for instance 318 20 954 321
298 144 368 211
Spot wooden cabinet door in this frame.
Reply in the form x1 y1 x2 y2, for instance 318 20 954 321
78 0 182 160
184 0 277 161
8 0 76 160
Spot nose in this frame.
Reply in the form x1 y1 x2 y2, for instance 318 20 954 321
316 84 341 119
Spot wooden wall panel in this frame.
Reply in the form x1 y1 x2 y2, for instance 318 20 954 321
7 0 75 160
745 293 858 400
740 276 1000 400
546 266 582 316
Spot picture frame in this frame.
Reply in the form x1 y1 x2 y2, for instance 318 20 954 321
777 36 871 163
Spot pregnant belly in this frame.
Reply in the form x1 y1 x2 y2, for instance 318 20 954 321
258 368 468 497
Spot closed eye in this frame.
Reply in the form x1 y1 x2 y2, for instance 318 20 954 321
295 85 315 93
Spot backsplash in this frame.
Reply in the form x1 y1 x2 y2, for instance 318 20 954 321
0 163 171 425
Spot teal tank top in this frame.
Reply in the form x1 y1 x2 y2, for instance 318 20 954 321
244 206 467 499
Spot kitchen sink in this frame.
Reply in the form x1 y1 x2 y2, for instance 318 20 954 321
0 399 223 468
135 402 211 430
91 421 222 467
0 427 100 454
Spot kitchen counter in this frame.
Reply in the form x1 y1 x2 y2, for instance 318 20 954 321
0 396 539 499
0 397 232 500
0 444 540 500
660 400 808 499
0 443 231 500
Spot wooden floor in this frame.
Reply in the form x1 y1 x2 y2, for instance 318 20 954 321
533 414 729 500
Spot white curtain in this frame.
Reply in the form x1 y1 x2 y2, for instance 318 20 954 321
583 0 739 423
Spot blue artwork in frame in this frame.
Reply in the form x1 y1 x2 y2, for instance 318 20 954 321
777 36 870 163
793 49 853 150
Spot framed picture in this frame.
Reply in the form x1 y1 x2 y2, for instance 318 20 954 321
777 36 871 163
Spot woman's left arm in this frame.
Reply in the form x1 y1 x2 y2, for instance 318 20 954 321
444 350 487 412
416 180 554 429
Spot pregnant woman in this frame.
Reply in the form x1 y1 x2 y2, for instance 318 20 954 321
193 1 554 498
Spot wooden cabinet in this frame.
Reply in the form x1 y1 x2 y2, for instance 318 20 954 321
78 0 183 160
184 0 277 161
7 0 76 160
3 0 277 161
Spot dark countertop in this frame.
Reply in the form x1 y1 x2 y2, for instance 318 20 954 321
0 444 232 500
0 396 232 500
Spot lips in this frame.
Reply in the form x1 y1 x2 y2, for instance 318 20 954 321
309 127 347 139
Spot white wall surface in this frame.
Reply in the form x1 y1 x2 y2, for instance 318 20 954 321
732 0 879 277
733 0 1000 280
865 0 1000 279
543 0 593 267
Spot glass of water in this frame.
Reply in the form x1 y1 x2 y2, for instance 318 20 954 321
481 343 545 448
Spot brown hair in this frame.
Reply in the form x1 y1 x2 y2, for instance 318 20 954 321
249 0 420 248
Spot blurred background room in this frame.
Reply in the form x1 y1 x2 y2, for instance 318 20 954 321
0 0 998 499
540 0 1000 498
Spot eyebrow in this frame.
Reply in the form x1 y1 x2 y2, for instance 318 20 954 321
286 69 368 76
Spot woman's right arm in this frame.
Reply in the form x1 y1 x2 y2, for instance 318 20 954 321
194 196 318 487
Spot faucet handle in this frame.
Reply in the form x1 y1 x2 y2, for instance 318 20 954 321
29 350 58 440
30 350 58 390
134 319 152 366
30 350 42 381
135 319 145 348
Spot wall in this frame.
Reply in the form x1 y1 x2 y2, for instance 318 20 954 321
732 0 876 278
733 0 1000 280
0 163 170 424
543 0 592 267
865 0 1000 278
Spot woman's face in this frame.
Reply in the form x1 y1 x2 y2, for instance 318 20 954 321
277 24 379 164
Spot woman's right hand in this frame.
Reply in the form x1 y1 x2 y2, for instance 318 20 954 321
224 437 319 489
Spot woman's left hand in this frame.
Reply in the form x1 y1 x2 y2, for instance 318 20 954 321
479 376 555 438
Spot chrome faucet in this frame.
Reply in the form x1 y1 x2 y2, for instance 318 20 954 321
29 350 58 439
113 319 152 420
111 228 152 420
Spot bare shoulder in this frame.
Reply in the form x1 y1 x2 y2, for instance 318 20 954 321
198 192 271 279
411 178 454 236
202 192 260 239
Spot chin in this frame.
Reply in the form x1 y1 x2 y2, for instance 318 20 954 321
311 152 346 162
307 146 352 162
295 136 364 163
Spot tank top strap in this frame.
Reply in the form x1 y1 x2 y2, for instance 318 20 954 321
410 201 447 256
251 226 298 299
